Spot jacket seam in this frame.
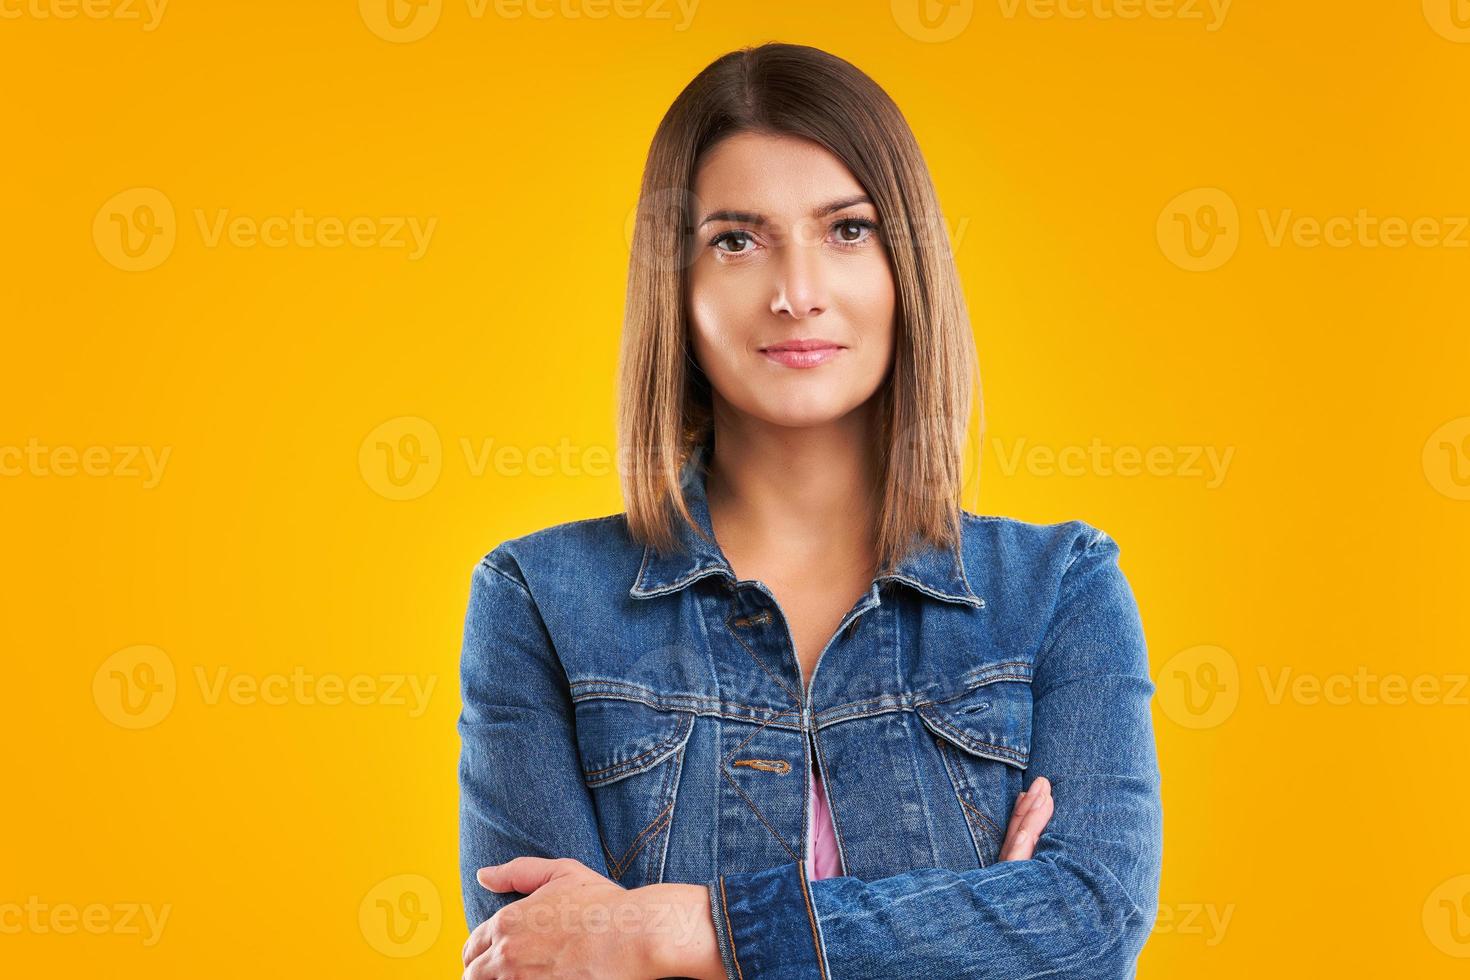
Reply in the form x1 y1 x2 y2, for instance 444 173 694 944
717 875 745 980
795 864 830 980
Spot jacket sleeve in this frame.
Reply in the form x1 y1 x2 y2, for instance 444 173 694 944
458 552 612 931
705 527 1164 979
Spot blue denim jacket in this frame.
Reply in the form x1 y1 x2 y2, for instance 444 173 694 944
458 437 1163 978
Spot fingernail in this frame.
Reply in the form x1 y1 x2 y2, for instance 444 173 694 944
1029 787 1048 812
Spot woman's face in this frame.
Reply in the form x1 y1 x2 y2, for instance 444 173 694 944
686 131 896 430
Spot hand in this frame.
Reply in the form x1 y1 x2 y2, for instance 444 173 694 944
462 857 655 980
998 775 1053 861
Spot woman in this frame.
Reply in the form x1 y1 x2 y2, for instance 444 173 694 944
459 42 1162 979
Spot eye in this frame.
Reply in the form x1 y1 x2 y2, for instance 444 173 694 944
709 230 758 255
831 217 879 248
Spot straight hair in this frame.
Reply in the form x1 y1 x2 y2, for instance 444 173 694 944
617 41 982 576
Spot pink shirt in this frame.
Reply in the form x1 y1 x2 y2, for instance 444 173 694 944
805 760 842 879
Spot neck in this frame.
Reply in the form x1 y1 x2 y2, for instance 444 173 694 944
702 399 882 577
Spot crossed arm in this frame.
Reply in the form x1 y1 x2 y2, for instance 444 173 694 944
459 529 1162 978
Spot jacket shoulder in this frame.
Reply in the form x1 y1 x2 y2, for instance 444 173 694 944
960 510 1112 572
958 510 1120 620
474 512 639 592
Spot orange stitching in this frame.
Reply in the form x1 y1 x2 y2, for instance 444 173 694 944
719 708 804 862
724 609 800 704
605 800 675 881
958 798 1003 864
920 708 1028 764
731 610 772 628
796 865 830 980
581 714 693 780
732 758 792 774
718 875 745 980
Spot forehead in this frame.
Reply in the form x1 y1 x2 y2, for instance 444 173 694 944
691 131 868 216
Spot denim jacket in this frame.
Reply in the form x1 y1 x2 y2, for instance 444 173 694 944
458 437 1163 979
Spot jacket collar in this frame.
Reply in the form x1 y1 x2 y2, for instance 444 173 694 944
628 436 984 608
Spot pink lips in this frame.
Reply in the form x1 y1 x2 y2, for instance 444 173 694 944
758 338 845 369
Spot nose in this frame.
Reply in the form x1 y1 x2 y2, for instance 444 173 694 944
769 236 829 319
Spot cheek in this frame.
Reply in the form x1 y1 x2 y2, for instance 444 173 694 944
836 258 897 353
687 262 755 366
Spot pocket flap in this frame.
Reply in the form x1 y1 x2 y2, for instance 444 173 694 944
571 697 696 787
917 678 1032 768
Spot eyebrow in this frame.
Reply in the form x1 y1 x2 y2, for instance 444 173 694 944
696 195 874 229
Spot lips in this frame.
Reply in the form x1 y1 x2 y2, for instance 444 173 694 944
758 338 845 369
758 338 844 353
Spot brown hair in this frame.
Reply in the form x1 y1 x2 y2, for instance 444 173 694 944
617 41 982 575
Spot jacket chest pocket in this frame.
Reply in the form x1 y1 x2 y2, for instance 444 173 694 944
571 696 695 888
916 677 1033 868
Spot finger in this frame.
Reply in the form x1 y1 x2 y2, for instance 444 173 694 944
1001 788 1054 861
478 856 566 895
1001 776 1047 854
463 918 494 967
1001 778 1051 859
466 943 498 980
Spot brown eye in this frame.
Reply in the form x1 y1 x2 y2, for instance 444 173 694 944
712 231 755 254
832 218 878 246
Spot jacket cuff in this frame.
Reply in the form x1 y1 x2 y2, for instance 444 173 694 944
707 862 828 980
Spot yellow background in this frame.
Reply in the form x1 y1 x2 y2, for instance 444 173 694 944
4 0 1468 975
